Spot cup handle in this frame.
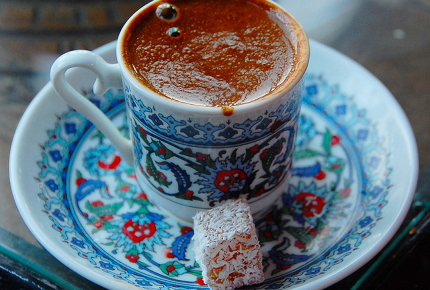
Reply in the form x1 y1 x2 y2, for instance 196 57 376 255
50 50 134 166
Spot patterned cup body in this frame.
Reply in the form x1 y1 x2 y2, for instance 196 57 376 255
51 0 309 222
123 78 304 220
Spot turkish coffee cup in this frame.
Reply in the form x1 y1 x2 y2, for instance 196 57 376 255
50 0 309 222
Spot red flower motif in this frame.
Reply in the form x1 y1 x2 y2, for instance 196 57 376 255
158 171 168 181
185 190 194 199
277 264 292 270
98 154 122 170
263 230 273 238
295 193 325 217
158 147 166 156
120 185 131 192
214 169 247 193
76 177 87 186
129 173 137 179
249 145 259 153
145 166 153 176
137 193 148 200
180 226 193 235
94 221 103 228
163 248 175 259
255 187 265 197
314 170 326 180
196 153 208 162
139 126 147 137
100 215 113 221
339 188 351 198
167 265 176 273
196 277 206 286
306 226 317 236
92 200 104 207
126 254 139 263
122 220 157 243
295 240 306 249
331 135 341 145
260 149 270 160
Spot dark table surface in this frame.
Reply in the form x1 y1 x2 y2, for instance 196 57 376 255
1 0 430 289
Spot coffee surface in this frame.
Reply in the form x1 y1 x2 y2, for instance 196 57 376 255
123 0 295 107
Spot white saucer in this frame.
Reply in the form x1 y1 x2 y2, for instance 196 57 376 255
10 40 418 290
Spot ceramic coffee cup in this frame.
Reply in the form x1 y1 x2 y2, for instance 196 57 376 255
50 0 309 222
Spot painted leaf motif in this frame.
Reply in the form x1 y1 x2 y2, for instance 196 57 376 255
76 180 107 201
134 198 151 206
145 155 158 176
258 224 283 243
179 148 195 158
180 149 213 173
327 157 345 175
178 194 203 201
116 180 135 197
146 156 172 187
292 163 321 177
323 129 332 155
159 261 186 277
137 206 150 215
186 269 202 278
287 227 315 247
230 149 238 165
183 162 208 174
91 131 105 140
157 161 191 193
137 125 150 145
172 230 193 261
247 181 266 199
154 141 173 160
244 145 259 163
261 138 285 173
85 201 122 216
126 246 138 256
294 149 321 160
137 261 149 269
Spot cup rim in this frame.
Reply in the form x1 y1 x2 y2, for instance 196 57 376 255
116 0 310 115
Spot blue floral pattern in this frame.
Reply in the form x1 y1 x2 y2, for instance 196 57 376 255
125 81 302 208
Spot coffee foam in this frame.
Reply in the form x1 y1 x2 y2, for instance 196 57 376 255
120 0 309 108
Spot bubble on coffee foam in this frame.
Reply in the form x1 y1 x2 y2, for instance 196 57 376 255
166 27 182 39
156 3 179 22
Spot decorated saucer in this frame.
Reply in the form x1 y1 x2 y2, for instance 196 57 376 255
10 40 418 290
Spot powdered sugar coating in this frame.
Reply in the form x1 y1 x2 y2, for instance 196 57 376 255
192 198 264 289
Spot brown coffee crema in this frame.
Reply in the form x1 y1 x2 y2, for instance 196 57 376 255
122 0 307 108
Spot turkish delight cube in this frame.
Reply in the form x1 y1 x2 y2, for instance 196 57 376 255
192 198 264 290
